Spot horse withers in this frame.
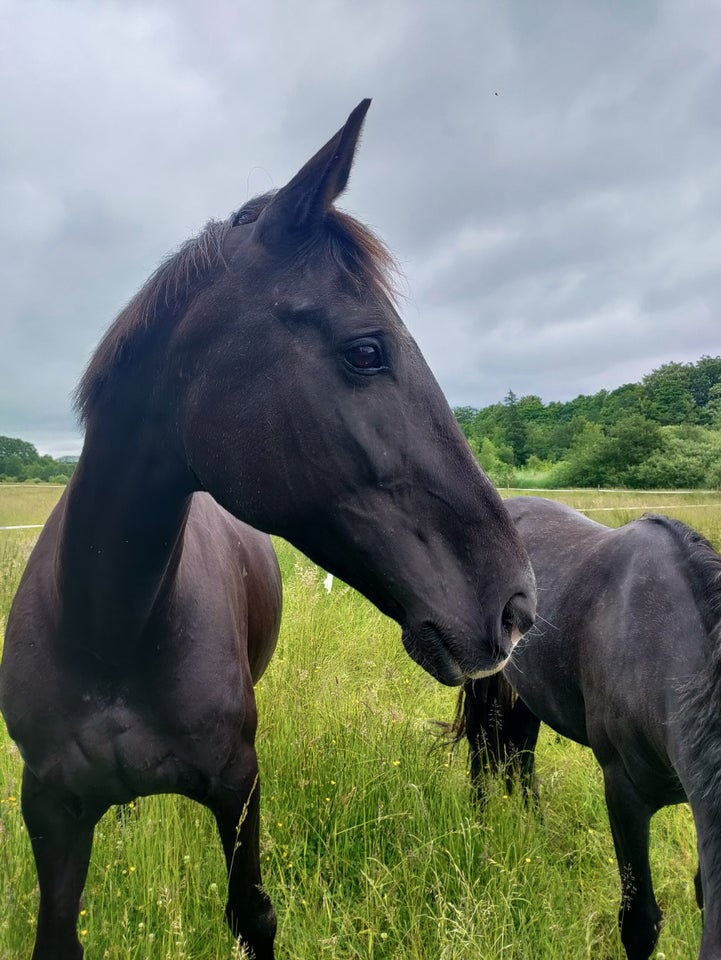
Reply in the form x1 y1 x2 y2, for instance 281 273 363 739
458 496 721 960
0 101 535 960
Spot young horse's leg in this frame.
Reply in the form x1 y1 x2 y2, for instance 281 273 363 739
602 759 661 960
695 862 704 911
21 765 101 960
689 801 721 959
202 752 276 960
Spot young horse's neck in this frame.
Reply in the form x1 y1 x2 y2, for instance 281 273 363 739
57 413 195 666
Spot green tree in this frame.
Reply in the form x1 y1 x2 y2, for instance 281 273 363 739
688 355 721 408
452 406 479 434
501 390 531 466
550 422 608 487
605 414 663 482
629 425 721 489
0 436 39 473
533 415 591 461
700 383 721 429
551 416 662 488
641 362 696 425
469 437 517 487
0 435 75 483
597 382 644 425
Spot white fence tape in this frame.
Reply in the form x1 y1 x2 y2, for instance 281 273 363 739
0 524 45 531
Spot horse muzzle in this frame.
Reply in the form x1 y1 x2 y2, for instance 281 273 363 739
401 589 536 686
400 620 506 686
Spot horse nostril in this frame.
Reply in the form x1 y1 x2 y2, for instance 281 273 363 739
501 592 536 643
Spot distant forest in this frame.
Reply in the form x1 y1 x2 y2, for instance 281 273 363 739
454 355 721 489
0 436 76 483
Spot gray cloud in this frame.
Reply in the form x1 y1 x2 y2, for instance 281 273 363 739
1 0 719 456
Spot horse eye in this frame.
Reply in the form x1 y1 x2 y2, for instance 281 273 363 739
343 338 386 374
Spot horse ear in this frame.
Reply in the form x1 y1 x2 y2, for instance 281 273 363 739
255 98 371 243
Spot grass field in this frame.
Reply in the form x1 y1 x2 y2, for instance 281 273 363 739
1 484 719 958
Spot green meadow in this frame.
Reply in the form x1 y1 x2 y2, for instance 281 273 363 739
1 484 719 958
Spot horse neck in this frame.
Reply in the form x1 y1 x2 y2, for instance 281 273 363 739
56 416 194 663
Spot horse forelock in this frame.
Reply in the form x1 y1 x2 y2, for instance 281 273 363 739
323 209 399 302
75 198 398 426
233 193 398 300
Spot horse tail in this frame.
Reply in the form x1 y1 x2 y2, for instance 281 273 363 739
430 682 470 749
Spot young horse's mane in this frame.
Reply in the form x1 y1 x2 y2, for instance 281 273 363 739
641 515 721 637
643 515 721 800
75 193 397 425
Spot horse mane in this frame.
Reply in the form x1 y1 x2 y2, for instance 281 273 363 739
641 515 721 638
642 515 721 800
75 193 397 425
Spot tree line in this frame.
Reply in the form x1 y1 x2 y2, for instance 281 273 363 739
0 436 76 483
454 355 721 489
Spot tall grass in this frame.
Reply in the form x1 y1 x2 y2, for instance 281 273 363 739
0 484 63 528
0 489 718 957
0 533 37 634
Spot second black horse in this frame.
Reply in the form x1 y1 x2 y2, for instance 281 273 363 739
456 496 721 960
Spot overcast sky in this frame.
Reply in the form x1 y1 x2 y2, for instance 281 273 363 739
1 0 719 457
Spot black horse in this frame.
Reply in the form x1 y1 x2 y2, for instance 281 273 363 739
0 101 535 960
457 496 721 960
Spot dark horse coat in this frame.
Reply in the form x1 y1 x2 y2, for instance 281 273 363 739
0 101 535 960
459 496 721 960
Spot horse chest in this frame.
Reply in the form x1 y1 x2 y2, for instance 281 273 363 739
24 681 249 806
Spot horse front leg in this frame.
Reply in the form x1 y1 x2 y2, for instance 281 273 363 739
21 765 100 960
602 759 661 960
203 748 276 960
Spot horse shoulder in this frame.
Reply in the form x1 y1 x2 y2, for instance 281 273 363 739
179 494 281 680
